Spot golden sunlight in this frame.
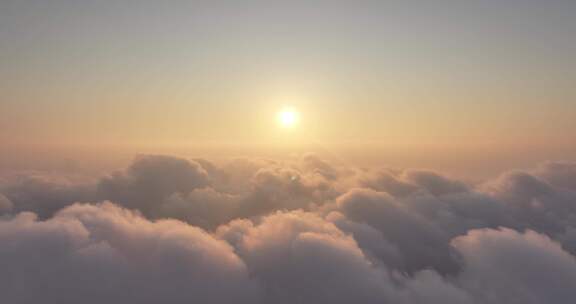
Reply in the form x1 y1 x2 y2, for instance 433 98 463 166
277 108 299 128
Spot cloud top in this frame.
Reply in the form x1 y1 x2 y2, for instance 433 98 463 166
2 154 576 303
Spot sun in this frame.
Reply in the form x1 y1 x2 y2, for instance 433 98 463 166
277 108 299 128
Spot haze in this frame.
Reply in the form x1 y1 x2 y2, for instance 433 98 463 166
1 0 575 177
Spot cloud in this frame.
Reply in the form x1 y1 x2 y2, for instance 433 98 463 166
482 171 576 235
216 210 393 303
403 170 469 196
326 210 404 269
2 154 576 303
300 153 339 180
358 169 418 197
1 155 341 230
0 193 13 213
0 202 260 304
452 228 576 304
159 187 241 229
533 161 576 191
0 173 96 218
214 209 473 304
335 188 458 274
358 168 468 197
97 155 209 217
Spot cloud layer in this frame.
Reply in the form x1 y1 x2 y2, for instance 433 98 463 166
1 155 576 303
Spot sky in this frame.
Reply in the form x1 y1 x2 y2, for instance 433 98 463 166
2 2 576 303
1 0 575 176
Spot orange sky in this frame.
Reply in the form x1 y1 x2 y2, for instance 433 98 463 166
1 1 575 177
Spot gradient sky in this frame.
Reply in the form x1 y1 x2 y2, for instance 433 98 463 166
1 0 575 175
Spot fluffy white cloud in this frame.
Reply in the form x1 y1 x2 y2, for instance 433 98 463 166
97 155 209 215
0 202 259 304
452 228 576 304
336 188 457 273
2 155 576 303
217 210 393 303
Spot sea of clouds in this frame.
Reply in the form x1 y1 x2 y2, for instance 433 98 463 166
1 153 576 303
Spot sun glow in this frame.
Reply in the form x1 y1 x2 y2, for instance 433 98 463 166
278 108 299 128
